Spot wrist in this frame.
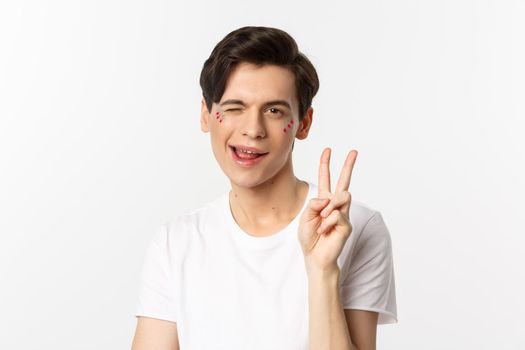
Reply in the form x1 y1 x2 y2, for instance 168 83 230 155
305 262 341 280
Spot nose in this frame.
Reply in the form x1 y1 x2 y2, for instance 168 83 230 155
240 109 266 139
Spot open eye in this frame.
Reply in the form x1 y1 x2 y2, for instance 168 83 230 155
266 107 284 116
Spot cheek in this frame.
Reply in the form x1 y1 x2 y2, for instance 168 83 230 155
213 111 294 135
282 117 294 133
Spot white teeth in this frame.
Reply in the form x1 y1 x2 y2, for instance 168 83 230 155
237 148 259 154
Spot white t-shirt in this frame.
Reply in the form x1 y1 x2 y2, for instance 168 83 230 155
135 181 397 349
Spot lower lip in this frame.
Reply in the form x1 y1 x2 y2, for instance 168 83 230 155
230 147 268 167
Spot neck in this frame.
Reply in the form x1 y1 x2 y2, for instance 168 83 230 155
228 162 308 233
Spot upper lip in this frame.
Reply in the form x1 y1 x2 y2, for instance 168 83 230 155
230 144 268 154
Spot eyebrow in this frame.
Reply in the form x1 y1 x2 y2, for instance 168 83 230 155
219 99 292 110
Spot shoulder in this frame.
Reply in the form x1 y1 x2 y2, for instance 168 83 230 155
347 200 393 264
156 192 227 246
349 199 386 235
351 200 391 244
338 200 392 267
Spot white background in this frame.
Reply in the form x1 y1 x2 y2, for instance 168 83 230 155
1 0 524 349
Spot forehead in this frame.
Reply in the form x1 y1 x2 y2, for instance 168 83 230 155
221 62 297 107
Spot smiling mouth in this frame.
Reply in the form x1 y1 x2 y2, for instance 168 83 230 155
229 146 268 158
229 146 269 164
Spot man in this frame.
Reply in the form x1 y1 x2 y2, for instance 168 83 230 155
132 25 397 350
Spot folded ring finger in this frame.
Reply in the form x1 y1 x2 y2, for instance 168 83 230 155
316 210 342 234
320 191 351 218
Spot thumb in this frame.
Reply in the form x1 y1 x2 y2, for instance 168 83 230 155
303 197 330 219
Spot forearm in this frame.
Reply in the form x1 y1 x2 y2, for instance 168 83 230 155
307 266 355 350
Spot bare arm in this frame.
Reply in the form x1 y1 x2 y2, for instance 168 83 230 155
308 267 354 350
131 316 179 350
308 267 378 350
344 309 378 350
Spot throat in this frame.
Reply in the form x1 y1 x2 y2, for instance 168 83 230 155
228 181 309 237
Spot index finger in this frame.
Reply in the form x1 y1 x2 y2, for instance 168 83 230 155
335 149 358 193
318 147 332 198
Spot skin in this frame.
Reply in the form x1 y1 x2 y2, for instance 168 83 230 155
131 62 378 350
300 148 379 349
203 62 313 236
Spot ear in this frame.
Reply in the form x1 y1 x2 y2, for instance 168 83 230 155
295 106 313 140
201 97 210 133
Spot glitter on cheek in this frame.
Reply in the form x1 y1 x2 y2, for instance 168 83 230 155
283 117 294 133
215 111 224 123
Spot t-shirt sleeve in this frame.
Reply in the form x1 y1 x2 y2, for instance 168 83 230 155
340 211 398 325
135 223 178 322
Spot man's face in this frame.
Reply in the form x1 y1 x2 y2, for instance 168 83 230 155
201 62 312 189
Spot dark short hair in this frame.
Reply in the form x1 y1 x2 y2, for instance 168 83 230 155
199 26 320 122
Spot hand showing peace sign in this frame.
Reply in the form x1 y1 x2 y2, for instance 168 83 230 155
298 147 358 274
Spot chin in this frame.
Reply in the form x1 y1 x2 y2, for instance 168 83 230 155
218 147 291 189
228 175 268 189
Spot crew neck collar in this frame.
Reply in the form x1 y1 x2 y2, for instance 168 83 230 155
223 181 316 250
